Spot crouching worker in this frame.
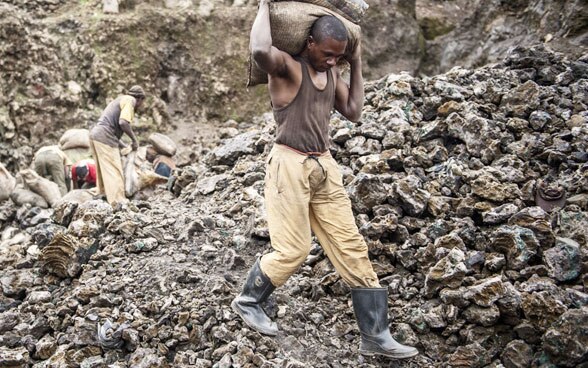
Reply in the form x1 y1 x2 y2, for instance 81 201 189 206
33 145 72 196
89 85 145 206
232 1 418 360
145 146 176 178
71 159 97 189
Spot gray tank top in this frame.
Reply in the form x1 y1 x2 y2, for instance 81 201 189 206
273 58 336 153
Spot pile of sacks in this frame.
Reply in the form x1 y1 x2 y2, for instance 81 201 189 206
0 129 92 209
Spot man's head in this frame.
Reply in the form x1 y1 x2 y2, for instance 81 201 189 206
127 85 146 108
306 16 348 72
76 164 88 180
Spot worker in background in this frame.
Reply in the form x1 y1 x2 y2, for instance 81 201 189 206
33 145 72 195
71 159 97 189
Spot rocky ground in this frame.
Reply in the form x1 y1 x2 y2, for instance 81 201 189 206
1 45 588 367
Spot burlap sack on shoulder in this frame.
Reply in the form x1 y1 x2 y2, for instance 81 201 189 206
247 1 362 87
275 0 368 24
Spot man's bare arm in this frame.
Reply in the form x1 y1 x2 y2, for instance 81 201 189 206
119 119 139 150
334 43 364 122
250 0 288 76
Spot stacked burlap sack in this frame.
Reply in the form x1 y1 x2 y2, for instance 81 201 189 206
248 0 368 86
10 169 62 208
148 133 177 156
59 128 92 163
123 146 169 198
120 133 178 197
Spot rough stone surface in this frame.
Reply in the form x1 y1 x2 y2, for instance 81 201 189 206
542 307 588 367
0 43 587 367
543 237 582 282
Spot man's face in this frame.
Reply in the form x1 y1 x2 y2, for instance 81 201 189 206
307 36 347 72
135 98 145 111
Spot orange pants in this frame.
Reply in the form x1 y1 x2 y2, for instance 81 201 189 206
260 144 380 288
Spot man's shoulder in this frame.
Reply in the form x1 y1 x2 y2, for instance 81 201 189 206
119 95 136 107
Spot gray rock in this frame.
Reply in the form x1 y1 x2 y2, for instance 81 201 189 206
491 225 539 270
439 287 470 308
395 175 431 216
447 342 491 368
508 206 555 248
423 304 446 329
332 128 352 144
521 291 568 331
419 120 447 141
471 175 522 202
0 311 19 334
347 173 388 214
542 307 588 367
197 174 229 195
0 346 29 367
26 291 51 305
127 237 159 254
463 304 500 326
543 237 581 282
528 111 552 131
209 131 258 166
359 214 398 238
358 122 386 140
485 253 506 272
464 276 506 307
501 80 542 118
482 203 519 224
128 348 169 368
514 322 541 344
34 334 56 360
501 339 534 368
0 269 34 298
424 248 467 297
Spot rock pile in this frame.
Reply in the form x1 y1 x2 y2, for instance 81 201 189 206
1 45 587 367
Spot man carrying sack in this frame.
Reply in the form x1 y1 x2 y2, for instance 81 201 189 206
89 85 145 206
232 0 418 360
33 145 72 196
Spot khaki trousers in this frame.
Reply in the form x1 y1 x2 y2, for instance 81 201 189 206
34 150 68 196
89 139 127 206
260 144 380 288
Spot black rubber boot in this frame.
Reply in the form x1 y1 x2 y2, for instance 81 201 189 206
231 259 278 336
351 288 419 359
